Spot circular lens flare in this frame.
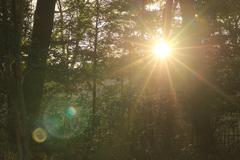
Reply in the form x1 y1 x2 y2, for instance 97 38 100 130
153 40 171 59
66 106 76 119
32 128 47 143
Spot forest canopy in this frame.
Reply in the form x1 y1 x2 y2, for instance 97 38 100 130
0 0 240 160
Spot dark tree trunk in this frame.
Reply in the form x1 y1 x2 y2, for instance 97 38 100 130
7 83 29 160
179 0 216 159
23 0 56 119
22 0 56 159
0 0 30 159
161 1 177 159
23 0 55 113
179 0 195 27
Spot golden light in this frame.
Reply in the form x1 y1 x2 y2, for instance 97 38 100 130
153 40 171 59
32 127 47 143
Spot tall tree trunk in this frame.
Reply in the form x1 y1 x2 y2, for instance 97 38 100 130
0 0 30 159
23 0 56 158
163 0 174 39
23 0 56 120
179 0 215 159
162 1 177 159
179 0 195 27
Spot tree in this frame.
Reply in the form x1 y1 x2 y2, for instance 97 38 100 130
179 0 216 159
0 0 31 159
1 0 56 159
23 0 57 159
23 0 57 126
1 0 240 159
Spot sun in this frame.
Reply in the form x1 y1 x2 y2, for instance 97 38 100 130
153 40 171 59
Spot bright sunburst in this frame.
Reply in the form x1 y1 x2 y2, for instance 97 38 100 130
153 40 171 59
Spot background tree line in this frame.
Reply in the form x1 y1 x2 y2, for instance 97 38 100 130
0 0 240 160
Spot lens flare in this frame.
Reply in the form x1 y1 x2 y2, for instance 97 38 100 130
66 106 76 119
32 127 47 143
42 96 89 139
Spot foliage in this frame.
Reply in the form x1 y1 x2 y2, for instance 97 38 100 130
1 0 240 160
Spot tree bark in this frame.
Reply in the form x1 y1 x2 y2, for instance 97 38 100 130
179 0 215 159
163 0 174 39
0 0 30 159
22 0 56 159
23 0 56 124
179 0 195 26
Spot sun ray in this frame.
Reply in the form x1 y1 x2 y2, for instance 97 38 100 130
173 44 212 51
137 56 157 74
164 62 177 104
111 55 152 76
170 18 196 43
172 56 238 105
136 15 155 36
135 59 160 106
139 59 159 96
